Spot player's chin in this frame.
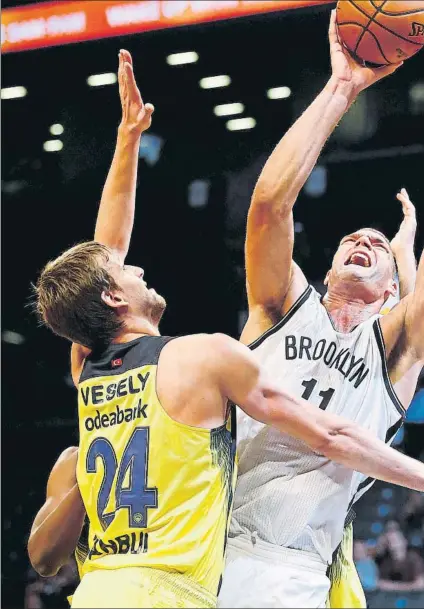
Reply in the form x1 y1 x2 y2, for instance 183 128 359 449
152 291 167 309
341 264 373 281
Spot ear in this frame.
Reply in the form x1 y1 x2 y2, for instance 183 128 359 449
101 289 129 309
385 280 397 299
323 271 330 287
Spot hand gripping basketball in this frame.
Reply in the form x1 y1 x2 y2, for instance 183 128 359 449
328 9 403 97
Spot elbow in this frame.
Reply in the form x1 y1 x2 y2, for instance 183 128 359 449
28 540 60 578
251 183 294 218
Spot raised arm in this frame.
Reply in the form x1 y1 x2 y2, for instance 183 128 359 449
405 248 424 363
71 50 153 380
28 447 85 577
211 334 424 491
390 188 417 298
94 49 154 262
243 11 402 340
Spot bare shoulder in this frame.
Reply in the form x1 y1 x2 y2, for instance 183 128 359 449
160 333 238 368
241 263 308 345
71 343 91 386
157 334 231 428
51 447 78 477
48 447 78 496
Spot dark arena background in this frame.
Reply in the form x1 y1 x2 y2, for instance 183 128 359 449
2 1 424 608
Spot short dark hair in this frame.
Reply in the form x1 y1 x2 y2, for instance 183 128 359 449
35 241 124 349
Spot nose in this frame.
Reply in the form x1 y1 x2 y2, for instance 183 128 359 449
132 266 144 278
355 235 372 249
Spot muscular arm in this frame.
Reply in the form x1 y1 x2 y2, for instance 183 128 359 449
94 126 142 262
94 51 153 263
28 447 85 577
405 249 424 361
390 189 417 299
210 334 424 491
243 11 401 340
245 75 350 316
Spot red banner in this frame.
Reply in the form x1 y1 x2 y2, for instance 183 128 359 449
1 0 334 54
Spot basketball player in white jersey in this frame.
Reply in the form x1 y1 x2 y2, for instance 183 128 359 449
217 10 423 609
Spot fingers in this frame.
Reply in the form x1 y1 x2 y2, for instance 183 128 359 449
118 51 125 103
120 48 133 66
144 103 155 117
328 9 338 45
373 61 404 81
124 61 141 102
396 188 416 216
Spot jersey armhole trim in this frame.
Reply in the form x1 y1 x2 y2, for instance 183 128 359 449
248 285 313 351
372 319 405 417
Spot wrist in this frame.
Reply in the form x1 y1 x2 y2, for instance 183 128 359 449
117 123 143 142
326 76 358 106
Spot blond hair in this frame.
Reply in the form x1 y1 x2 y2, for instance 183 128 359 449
35 241 123 348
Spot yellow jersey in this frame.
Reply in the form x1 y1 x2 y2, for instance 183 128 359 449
76 336 237 602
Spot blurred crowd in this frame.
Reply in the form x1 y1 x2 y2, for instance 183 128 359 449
354 493 424 594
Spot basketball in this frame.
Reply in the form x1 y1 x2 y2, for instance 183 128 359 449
336 1 424 66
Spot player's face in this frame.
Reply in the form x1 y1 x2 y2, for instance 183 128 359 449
327 229 396 298
106 257 166 322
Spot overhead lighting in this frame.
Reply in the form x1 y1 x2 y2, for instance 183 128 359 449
1 86 27 100
166 51 198 66
226 117 256 131
43 139 63 152
410 82 424 102
267 86 291 100
87 73 117 87
200 75 231 89
214 102 244 117
2 330 25 345
49 123 64 136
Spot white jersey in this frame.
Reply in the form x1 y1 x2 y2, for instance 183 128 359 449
231 285 404 564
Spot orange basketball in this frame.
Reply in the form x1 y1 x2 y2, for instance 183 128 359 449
336 0 424 65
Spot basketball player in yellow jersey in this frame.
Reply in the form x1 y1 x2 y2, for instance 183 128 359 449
32 50 424 609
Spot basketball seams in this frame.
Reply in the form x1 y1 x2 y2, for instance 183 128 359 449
350 0 389 56
360 27 392 64
346 0 424 47
379 8 424 17
338 22 391 64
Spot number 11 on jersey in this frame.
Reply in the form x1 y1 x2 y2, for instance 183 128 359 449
301 378 335 410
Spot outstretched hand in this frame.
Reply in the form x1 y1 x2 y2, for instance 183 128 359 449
329 9 403 97
390 188 417 254
118 49 154 135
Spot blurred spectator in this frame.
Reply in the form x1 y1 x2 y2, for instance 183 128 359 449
401 492 424 533
353 540 379 592
376 521 424 591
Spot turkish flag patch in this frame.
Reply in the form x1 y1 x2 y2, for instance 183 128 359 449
111 358 122 368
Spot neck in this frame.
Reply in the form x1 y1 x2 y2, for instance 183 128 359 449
112 314 161 344
322 290 384 333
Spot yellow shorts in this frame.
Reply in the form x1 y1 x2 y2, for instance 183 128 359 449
327 523 366 609
70 567 216 609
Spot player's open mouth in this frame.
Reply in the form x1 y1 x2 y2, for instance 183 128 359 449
344 251 372 268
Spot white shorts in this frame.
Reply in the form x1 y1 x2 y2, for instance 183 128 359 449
218 535 330 609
